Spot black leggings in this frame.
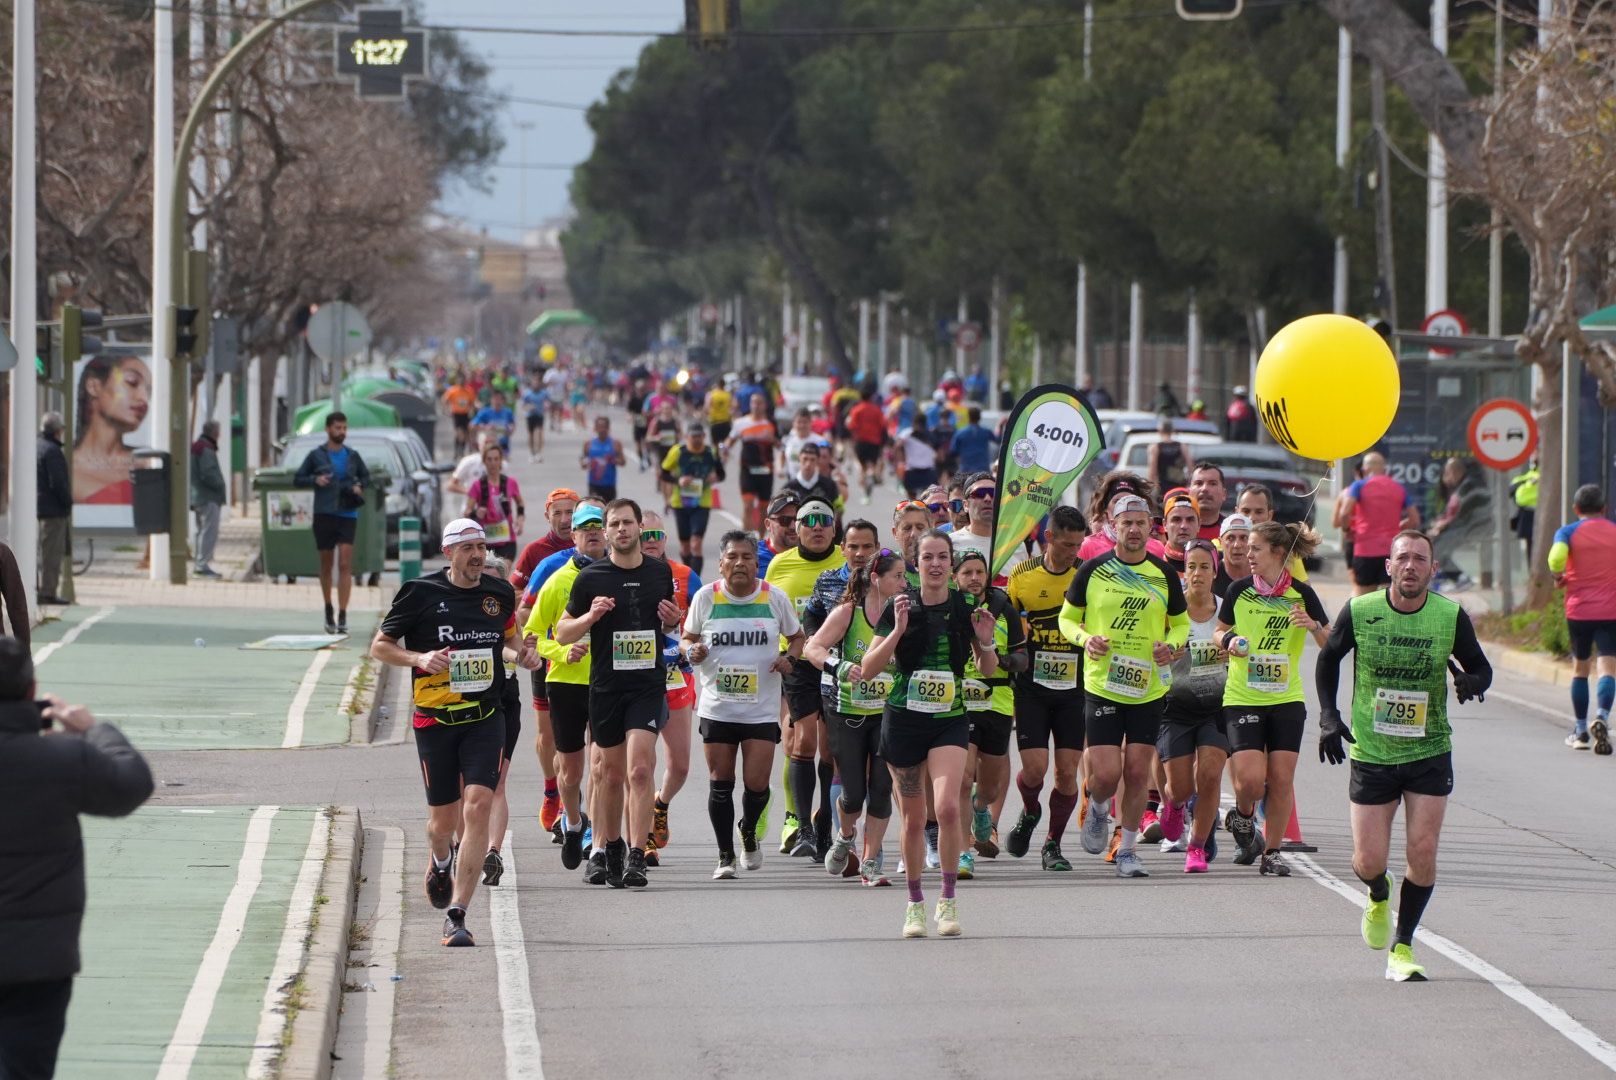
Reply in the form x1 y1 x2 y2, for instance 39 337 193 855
827 707 892 819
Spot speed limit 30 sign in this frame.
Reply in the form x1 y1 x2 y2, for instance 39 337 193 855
1467 398 1537 471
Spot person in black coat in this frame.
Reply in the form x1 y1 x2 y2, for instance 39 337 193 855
36 413 73 605
0 636 153 1079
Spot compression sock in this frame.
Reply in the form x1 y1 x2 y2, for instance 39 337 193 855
782 757 798 818
1047 788 1080 843
1119 828 1138 854
1016 772 1044 815
789 758 817 836
1599 676 1614 720
1396 880 1435 946
688 554 704 575
941 871 958 900
1572 676 1590 732
708 780 736 855
907 876 924 903
740 786 770 838
1146 792 1160 814
543 777 558 799
816 758 835 835
1358 870 1392 902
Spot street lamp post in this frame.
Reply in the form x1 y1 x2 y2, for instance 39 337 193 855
8 0 36 603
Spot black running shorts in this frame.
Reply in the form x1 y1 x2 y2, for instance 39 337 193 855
1157 705 1229 760
501 680 522 761
1224 701 1307 755
1349 752 1454 805
1083 696 1163 748
312 513 357 551
547 682 590 754
589 684 667 749
1015 687 1085 752
1351 554 1391 587
740 471 775 501
854 440 883 466
968 710 1013 757
881 707 969 768
699 717 781 745
415 714 505 806
784 659 823 723
1568 618 1616 661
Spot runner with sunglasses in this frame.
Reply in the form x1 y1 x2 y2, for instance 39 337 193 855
1158 538 1229 871
919 484 953 531
949 473 1002 583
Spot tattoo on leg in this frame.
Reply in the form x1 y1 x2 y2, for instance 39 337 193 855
894 764 925 799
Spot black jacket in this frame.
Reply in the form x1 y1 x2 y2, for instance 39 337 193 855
37 434 71 519
0 702 153 985
294 443 372 517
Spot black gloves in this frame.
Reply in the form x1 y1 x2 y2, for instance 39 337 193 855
1318 708 1354 765
1448 660 1486 704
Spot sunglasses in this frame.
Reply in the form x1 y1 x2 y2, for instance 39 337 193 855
771 515 797 527
950 499 965 513
895 499 928 513
573 522 604 532
926 502 949 515
799 513 835 529
968 488 996 501
640 529 667 543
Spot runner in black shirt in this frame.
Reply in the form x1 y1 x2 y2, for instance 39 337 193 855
556 498 681 888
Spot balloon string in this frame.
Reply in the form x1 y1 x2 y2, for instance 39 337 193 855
1278 462 1333 584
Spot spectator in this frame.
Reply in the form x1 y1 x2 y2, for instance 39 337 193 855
189 420 227 579
1080 376 1114 410
1337 452 1418 594
36 413 72 606
1152 380 1182 417
1225 385 1257 443
1549 483 1616 752
1511 456 1540 561
1147 417 1192 493
0 543 28 650
1185 399 1209 421
1427 457 1490 591
951 406 999 476
293 411 371 635
0 637 153 1080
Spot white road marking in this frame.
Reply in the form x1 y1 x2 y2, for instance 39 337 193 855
1289 852 1616 1073
247 809 332 1078
1486 687 1567 719
361 827 405 1080
714 508 745 530
282 650 334 748
491 830 544 1080
157 805 280 1080
179 809 215 814
31 605 115 664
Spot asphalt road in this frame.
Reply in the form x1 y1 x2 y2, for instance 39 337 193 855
129 404 1616 1079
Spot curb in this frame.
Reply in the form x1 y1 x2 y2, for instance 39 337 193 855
1480 637 1573 687
282 807 363 1080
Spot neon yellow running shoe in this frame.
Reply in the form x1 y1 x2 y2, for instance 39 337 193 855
935 898 961 937
1362 873 1393 950
903 901 927 939
1385 943 1427 982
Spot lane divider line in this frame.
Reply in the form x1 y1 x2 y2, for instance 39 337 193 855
247 809 332 1078
283 650 334 748
360 827 405 1080
31 605 115 665
157 804 280 1080
491 830 544 1079
1288 852 1616 1073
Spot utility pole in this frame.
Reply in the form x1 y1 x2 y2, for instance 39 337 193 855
1334 29 1352 315
1370 61 1398 330
8 0 37 602
1426 0 1449 326
151 0 175 580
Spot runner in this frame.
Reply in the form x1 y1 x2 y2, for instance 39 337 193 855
1316 528 1493 981
1217 521 1329 875
1338 452 1420 596
757 492 800 575
1004 504 1090 867
1060 493 1189 878
683 531 804 879
1236 481 1316 582
1548 484 1616 753
478 555 523 887
471 390 516 455
639 514 698 866
553 500 681 889
1161 489 1201 576
1157 539 1229 872
626 378 650 467
893 414 939 499
952 548 1027 879
441 378 477 457
646 398 683 475
582 416 626 502
521 374 547 462
704 378 734 446
370 518 537 946
891 499 932 577
462 443 524 562
781 409 817 473
947 472 996 569
727 394 778 532
523 504 609 874
1078 472 1163 561
806 547 907 886
856 529 1000 937
782 442 841 517
1214 514 1254 596
1188 462 1229 541
847 388 888 504
661 421 724 576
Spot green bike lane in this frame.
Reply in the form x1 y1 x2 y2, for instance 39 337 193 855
30 604 359 749
60 805 332 1079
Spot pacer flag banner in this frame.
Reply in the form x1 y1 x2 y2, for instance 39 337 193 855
990 384 1105 579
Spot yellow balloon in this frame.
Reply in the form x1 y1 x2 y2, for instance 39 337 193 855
539 343 558 363
1254 314 1399 461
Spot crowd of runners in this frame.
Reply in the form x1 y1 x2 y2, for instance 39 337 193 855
373 360 1496 984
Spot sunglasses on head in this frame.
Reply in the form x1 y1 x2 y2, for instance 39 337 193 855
640 529 667 542
799 513 834 529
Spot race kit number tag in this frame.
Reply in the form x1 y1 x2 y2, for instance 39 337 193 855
449 648 495 694
1188 640 1223 679
963 677 993 711
612 629 657 671
484 519 512 546
1372 687 1429 738
1033 650 1078 691
908 669 956 713
1104 653 1152 699
848 671 893 711
715 664 759 703
1247 653 1290 694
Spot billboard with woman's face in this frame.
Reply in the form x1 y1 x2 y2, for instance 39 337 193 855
73 353 153 529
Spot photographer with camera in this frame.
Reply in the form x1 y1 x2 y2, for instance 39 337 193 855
294 411 371 635
0 636 153 1078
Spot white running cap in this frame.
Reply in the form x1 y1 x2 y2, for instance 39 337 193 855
441 517 487 548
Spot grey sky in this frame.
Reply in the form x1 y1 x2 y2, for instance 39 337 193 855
415 1 675 237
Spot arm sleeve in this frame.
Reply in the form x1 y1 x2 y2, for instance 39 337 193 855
1057 601 1088 647
1547 523 1576 573
996 594 1029 672
1313 601 1358 714
77 725 155 817
1161 562 1190 647
1299 582 1330 626
1451 609 1493 695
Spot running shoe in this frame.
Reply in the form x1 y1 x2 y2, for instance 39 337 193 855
441 909 474 948
561 825 585 871
924 822 941 869
903 901 928 939
425 860 453 909
824 833 856 877
790 826 818 860
935 898 961 937
324 616 338 635
1205 826 1219 863
623 847 649 888
653 802 671 847
336 614 349 636
1159 833 1188 854
713 853 738 880
1040 839 1072 872
1159 801 1186 843
643 837 660 868
780 812 801 855
1184 846 1209 873
1114 849 1149 878
843 851 862 878
481 849 504 887
1080 796 1110 855
1259 851 1291 877
606 840 627 889
584 850 607 885
1566 730 1591 750
1226 807 1261 866
1594 720 1613 756
1007 806 1041 858
860 855 891 887
549 822 563 846
1104 826 1122 863
1362 872 1393 950
1385 943 1427 982
1140 809 1163 843
957 850 975 879
972 808 998 857
540 793 562 832
739 826 763 871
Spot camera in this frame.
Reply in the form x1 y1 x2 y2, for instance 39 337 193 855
35 699 51 730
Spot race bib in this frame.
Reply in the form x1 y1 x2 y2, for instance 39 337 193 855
963 677 993 712
1247 653 1290 694
1188 640 1223 679
665 664 686 691
715 664 760 703
748 465 772 476
678 476 704 507
1104 653 1152 699
612 630 657 671
1372 688 1429 738
449 648 495 694
848 671 893 711
484 519 512 546
1033 650 1078 691
908 669 956 714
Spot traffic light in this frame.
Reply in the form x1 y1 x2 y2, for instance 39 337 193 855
1176 0 1242 19
174 305 202 358
61 304 103 369
182 249 211 362
685 0 740 50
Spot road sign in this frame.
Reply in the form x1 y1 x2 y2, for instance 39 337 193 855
1467 398 1537 471
335 6 428 100
954 322 982 350
1421 308 1469 356
305 301 373 364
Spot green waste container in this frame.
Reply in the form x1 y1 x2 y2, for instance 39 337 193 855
253 464 392 585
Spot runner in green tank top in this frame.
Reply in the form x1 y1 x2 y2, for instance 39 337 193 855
1316 529 1492 982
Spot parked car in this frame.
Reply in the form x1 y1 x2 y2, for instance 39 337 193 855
1074 410 1220 511
1193 441 1323 528
278 428 448 556
1115 431 1224 477
778 374 832 424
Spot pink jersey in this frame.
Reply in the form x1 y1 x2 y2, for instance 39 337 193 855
1347 474 1412 558
1551 517 1616 621
1078 533 1167 562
